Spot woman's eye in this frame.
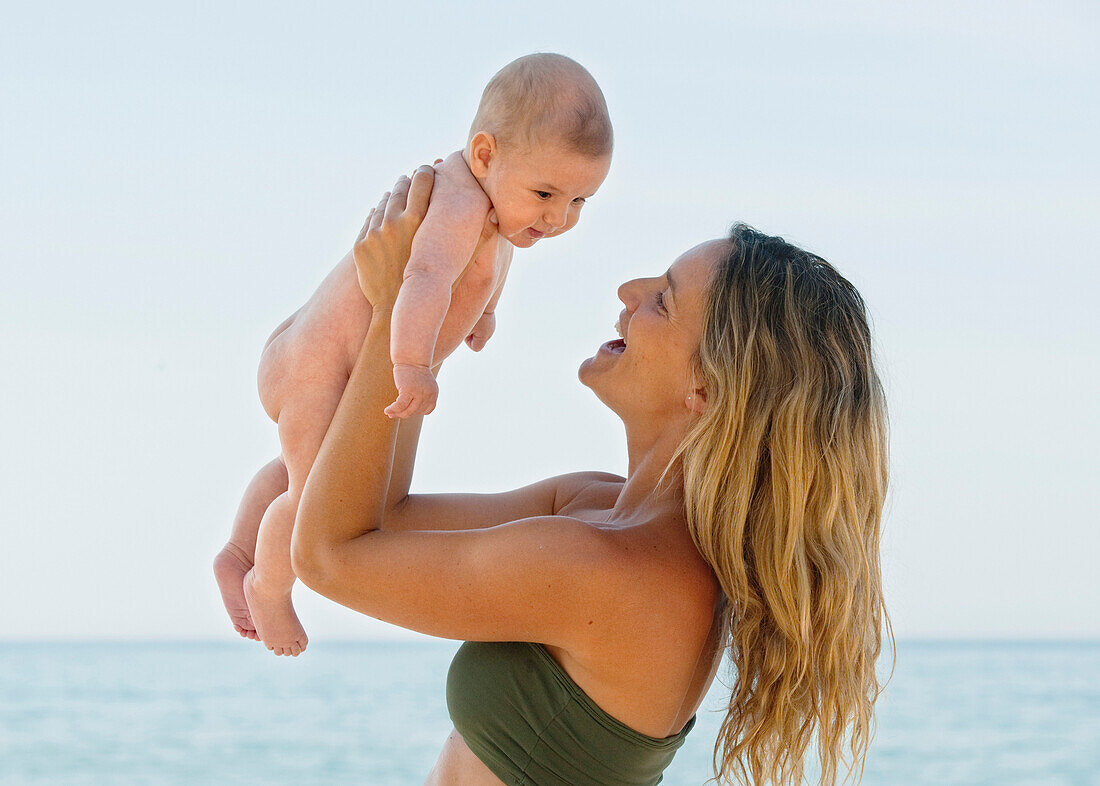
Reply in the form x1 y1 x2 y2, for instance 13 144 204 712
535 191 551 199
654 291 666 312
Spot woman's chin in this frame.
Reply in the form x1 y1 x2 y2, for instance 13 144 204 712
577 356 595 386
576 354 606 388
576 365 620 417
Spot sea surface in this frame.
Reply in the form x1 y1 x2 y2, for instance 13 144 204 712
1 641 1097 785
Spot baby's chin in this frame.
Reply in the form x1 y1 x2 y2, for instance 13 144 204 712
502 227 541 248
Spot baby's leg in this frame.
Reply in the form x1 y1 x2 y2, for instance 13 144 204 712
244 381 346 656
213 457 289 640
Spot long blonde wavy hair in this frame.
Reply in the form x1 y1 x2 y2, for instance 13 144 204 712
662 224 892 784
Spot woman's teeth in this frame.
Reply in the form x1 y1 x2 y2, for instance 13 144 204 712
607 321 626 353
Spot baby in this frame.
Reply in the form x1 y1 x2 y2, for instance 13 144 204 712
213 53 613 655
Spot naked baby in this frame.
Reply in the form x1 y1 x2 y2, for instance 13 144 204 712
213 53 613 655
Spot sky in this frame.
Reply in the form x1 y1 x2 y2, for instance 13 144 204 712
1 1 1097 642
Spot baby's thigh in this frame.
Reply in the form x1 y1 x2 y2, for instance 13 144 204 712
258 328 354 490
273 371 350 493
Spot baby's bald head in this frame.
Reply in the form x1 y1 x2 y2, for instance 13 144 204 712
470 53 613 158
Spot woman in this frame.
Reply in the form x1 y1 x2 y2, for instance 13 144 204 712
292 166 890 785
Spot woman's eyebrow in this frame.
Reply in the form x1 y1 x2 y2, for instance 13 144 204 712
666 271 677 304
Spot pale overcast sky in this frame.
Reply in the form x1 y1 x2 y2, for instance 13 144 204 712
1 1 1096 641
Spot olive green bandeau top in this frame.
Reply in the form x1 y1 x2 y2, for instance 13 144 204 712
446 640 695 786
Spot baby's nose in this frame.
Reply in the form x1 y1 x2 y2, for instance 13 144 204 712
544 206 568 229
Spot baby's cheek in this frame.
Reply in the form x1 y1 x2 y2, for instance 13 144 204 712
492 207 521 237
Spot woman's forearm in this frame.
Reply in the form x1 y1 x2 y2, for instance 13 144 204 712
386 362 441 514
293 309 400 568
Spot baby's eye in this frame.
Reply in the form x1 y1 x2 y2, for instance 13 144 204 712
572 197 586 205
535 191 551 199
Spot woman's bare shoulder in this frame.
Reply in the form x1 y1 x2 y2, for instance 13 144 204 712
381 471 622 534
553 471 625 514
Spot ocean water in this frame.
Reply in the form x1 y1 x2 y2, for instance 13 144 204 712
1 641 1097 785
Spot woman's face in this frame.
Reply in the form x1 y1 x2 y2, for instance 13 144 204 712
578 238 728 419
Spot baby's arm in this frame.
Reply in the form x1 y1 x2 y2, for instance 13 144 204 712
386 172 490 418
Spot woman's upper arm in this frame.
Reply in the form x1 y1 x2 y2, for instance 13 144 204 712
383 471 620 533
296 515 628 649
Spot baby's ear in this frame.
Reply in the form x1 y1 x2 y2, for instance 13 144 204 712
468 132 496 177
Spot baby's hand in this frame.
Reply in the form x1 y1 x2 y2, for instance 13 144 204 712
386 364 438 418
465 311 497 352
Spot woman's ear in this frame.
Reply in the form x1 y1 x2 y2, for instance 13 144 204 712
686 371 707 414
686 388 707 415
467 131 497 178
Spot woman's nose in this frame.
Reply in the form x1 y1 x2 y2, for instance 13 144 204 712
617 279 638 307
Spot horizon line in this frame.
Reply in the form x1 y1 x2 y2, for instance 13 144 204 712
1 636 1098 646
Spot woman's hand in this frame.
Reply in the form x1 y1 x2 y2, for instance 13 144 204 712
353 166 436 312
353 163 500 312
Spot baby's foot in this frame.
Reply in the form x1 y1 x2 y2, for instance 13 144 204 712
243 568 308 656
213 544 258 641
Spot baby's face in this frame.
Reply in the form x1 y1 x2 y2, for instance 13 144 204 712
482 141 611 248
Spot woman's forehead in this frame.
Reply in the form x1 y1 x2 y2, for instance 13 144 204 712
669 239 728 291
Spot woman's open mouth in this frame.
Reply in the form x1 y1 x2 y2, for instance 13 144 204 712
600 338 626 354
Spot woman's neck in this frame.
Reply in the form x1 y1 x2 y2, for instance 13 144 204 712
607 424 688 527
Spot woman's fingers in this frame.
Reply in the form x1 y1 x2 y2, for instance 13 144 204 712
357 209 374 243
405 165 435 223
358 192 388 242
362 165 434 239
384 175 411 222
370 191 388 232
